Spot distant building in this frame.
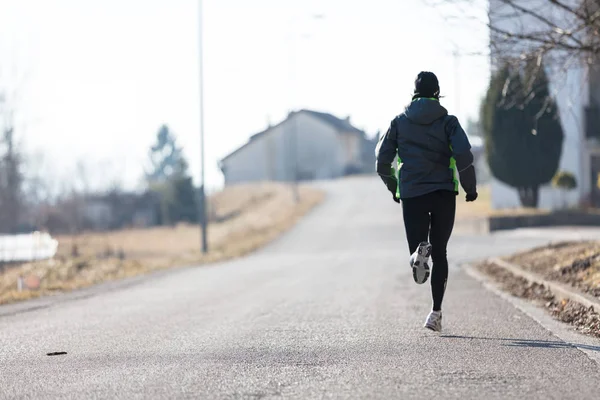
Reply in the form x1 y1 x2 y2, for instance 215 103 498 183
218 109 377 185
70 191 159 233
86 191 160 230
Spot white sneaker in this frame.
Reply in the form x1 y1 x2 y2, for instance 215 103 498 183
409 242 432 284
424 310 442 332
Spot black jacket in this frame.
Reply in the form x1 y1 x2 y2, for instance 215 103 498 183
375 98 477 199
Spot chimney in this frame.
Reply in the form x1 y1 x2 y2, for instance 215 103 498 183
345 115 351 123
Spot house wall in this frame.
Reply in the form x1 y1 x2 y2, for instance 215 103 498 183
291 112 343 180
220 112 346 185
220 131 270 185
488 0 588 210
83 201 112 230
581 62 600 204
337 131 363 172
361 135 378 174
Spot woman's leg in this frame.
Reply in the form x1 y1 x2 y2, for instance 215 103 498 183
428 191 456 311
401 194 431 255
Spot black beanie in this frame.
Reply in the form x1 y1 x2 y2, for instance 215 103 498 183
414 71 440 99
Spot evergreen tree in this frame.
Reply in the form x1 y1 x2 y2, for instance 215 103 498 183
481 61 564 208
520 59 564 207
0 99 23 233
146 125 197 225
552 170 577 208
146 125 188 184
481 65 527 192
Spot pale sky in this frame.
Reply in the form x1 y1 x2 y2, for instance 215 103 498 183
0 0 489 194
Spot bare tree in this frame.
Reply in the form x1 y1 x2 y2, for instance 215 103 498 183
0 86 24 233
427 0 600 112
23 152 62 205
19 152 53 231
430 0 600 62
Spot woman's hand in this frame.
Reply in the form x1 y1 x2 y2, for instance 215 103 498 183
466 192 478 202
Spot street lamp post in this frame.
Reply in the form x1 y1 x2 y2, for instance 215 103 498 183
290 109 299 203
287 13 324 203
452 47 460 118
198 0 208 254
288 21 299 203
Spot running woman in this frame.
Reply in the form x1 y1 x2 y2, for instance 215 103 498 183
375 71 478 332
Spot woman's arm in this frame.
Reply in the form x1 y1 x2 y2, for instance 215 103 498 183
376 120 399 201
446 116 478 200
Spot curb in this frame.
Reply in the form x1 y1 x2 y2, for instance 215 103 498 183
488 211 600 232
489 257 600 315
453 217 490 234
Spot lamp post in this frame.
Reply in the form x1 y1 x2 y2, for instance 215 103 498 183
453 47 460 118
198 0 208 254
288 20 299 203
287 13 325 203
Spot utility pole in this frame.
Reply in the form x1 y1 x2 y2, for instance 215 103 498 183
287 13 325 203
198 0 208 253
288 16 299 204
453 48 460 118
291 111 299 203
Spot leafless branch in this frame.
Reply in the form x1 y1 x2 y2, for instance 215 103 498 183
432 0 600 61
547 0 588 22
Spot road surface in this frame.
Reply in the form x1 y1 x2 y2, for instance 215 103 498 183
1 177 600 399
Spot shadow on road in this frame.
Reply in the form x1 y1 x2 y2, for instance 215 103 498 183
440 335 600 352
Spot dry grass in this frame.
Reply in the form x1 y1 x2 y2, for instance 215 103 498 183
455 185 558 220
455 184 492 220
505 241 600 298
0 183 324 306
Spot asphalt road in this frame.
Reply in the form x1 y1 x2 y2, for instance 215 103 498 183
1 176 600 399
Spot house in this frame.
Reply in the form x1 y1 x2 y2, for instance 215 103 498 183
218 109 376 185
87 191 160 230
488 0 598 209
69 191 160 233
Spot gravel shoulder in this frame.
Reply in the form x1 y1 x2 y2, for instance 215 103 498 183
476 259 600 339
504 241 600 299
0 183 324 306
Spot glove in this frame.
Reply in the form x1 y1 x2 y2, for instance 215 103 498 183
466 192 478 202
392 192 400 203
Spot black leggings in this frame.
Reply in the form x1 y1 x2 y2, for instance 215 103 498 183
401 190 456 311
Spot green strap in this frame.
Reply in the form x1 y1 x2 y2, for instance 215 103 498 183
412 97 439 102
449 156 459 193
448 145 459 193
396 157 402 199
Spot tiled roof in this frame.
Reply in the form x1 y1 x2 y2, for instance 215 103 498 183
299 109 364 134
220 109 365 163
